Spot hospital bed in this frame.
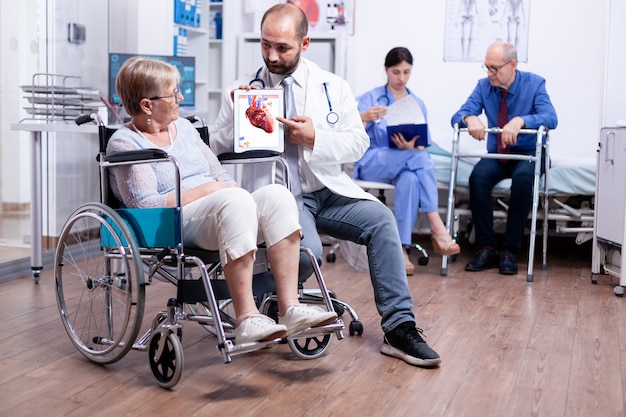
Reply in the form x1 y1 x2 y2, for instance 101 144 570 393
431 126 596 281
312 127 595 282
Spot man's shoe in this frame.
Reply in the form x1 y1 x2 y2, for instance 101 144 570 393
278 304 338 337
465 247 499 271
235 314 287 345
499 250 518 275
381 322 441 367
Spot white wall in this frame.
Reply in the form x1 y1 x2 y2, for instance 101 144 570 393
604 0 626 127
109 0 173 55
0 1 40 207
231 0 621 159
346 0 614 159
43 0 107 235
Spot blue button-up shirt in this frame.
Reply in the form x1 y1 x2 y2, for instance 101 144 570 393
451 70 558 153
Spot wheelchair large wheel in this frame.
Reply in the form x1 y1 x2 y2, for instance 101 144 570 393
148 329 184 389
55 203 145 364
287 333 333 360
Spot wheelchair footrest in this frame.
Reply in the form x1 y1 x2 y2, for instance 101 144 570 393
287 319 345 339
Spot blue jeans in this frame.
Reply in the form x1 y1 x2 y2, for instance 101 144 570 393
298 188 415 332
469 156 542 253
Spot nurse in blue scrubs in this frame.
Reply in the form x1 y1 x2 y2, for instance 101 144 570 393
355 47 460 275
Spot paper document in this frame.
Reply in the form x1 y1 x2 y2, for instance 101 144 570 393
385 95 429 148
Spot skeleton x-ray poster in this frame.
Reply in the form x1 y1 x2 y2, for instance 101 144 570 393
444 0 530 62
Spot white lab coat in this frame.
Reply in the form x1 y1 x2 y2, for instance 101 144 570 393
210 58 378 203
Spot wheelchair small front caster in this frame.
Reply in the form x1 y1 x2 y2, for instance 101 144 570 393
406 244 429 267
148 328 184 389
288 333 332 359
326 252 336 263
349 320 363 336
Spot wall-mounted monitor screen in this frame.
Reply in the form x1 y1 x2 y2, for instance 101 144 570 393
108 53 195 107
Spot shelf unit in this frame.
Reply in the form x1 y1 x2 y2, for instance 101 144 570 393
171 1 210 120
109 1 241 126
173 1 237 127
236 31 348 80
109 0 210 119
207 1 223 124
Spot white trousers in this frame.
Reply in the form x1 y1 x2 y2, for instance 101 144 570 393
182 184 300 266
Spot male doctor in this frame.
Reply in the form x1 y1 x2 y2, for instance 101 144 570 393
210 3 440 368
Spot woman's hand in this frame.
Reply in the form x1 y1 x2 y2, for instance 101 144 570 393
193 180 237 197
390 132 422 151
360 106 388 123
168 180 238 207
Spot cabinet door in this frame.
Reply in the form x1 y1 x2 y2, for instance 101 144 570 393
596 128 626 244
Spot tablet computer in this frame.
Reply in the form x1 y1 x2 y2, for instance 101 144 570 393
233 89 284 153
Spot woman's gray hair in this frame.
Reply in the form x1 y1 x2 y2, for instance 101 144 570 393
115 56 180 116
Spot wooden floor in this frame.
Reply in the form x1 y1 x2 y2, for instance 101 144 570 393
1 236 624 417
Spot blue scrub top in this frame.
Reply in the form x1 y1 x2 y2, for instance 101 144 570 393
357 85 431 150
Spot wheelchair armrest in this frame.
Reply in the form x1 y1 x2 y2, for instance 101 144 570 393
104 148 169 163
218 150 281 161
217 150 289 188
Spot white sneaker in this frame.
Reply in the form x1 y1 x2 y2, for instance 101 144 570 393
278 304 338 337
235 314 287 345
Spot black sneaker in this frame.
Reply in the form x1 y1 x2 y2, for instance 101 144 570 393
381 322 441 367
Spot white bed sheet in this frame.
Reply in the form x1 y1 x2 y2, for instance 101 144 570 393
427 143 597 196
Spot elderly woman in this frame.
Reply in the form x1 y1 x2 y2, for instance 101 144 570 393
107 56 336 345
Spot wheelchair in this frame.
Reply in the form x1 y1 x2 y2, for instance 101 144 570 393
54 113 347 388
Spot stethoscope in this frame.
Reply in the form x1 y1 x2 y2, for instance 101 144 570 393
322 82 339 124
376 85 392 106
249 67 267 88
375 85 412 106
248 67 339 125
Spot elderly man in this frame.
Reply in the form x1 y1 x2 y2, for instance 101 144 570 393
451 41 557 275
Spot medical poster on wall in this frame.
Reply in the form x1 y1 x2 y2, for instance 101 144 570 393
288 0 355 34
443 0 530 62
243 1 355 35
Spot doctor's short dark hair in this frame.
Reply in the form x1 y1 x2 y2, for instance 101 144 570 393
384 47 413 68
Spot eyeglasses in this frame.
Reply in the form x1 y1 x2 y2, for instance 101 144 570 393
481 61 511 74
149 88 181 103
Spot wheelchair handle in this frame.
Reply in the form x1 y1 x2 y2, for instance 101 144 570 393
75 113 105 127
185 114 206 126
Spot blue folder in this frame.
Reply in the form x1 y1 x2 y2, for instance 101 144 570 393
387 124 430 148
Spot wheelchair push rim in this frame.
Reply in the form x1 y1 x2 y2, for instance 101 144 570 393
55 203 145 364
